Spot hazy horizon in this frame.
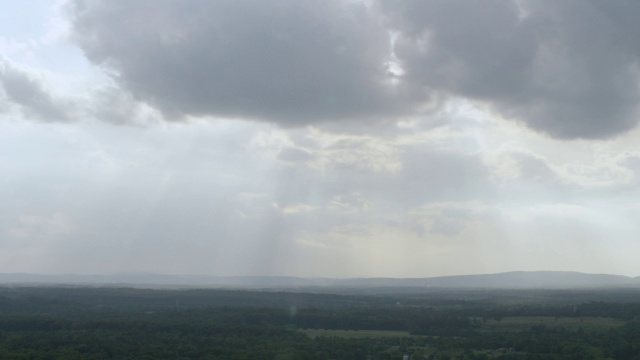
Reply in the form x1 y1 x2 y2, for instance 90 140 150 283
1 270 639 279
3 1 640 278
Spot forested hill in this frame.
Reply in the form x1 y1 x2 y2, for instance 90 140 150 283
0 271 638 289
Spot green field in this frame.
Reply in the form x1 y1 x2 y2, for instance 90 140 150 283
300 329 413 339
481 316 624 332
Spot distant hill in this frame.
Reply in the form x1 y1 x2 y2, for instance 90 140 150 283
338 271 634 289
0 271 637 289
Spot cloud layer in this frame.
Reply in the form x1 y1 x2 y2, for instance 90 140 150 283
383 0 640 139
4 1 640 277
0 60 74 122
60 0 640 139
68 0 408 125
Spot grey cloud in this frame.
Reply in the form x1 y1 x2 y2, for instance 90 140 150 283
616 153 640 186
382 0 640 139
68 0 407 125
67 0 640 139
622 155 640 172
88 86 162 126
277 147 314 164
0 95 10 113
514 152 558 184
0 60 74 122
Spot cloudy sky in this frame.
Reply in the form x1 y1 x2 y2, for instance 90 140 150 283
3 0 640 278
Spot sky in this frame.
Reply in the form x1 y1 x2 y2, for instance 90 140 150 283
2 0 640 278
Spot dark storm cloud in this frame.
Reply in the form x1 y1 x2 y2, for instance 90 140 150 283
68 0 640 139
0 60 73 122
68 0 407 125
382 0 640 139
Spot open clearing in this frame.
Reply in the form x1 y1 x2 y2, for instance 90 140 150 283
300 329 413 339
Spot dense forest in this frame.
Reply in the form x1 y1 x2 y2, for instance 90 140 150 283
1 286 640 359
